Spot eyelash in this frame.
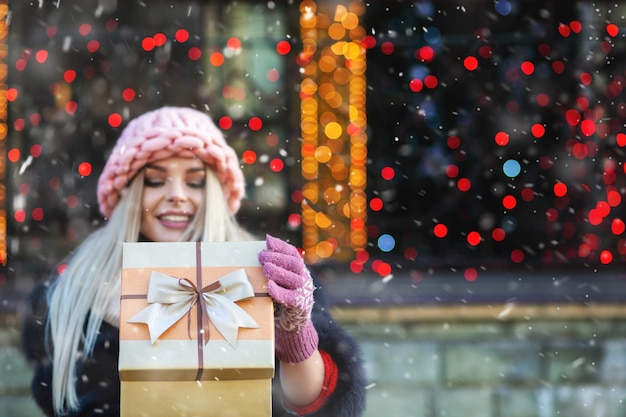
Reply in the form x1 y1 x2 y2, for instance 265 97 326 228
143 179 205 189
189 181 205 189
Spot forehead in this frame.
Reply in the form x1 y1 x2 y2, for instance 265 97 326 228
145 156 206 172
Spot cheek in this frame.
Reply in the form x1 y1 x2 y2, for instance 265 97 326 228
141 189 157 212
190 189 205 207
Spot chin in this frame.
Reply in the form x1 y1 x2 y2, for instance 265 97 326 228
159 234 185 242
145 230 186 242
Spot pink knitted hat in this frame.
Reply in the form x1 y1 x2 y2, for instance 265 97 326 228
97 106 245 218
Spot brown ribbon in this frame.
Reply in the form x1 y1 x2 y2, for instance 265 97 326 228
194 241 205 380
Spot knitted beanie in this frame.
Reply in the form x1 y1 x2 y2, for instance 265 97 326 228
96 106 245 218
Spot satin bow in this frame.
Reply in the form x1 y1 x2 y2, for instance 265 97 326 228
128 269 260 347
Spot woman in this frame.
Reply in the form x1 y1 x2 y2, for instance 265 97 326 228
22 106 366 417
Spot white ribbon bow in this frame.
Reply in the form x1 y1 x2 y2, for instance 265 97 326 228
128 269 260 347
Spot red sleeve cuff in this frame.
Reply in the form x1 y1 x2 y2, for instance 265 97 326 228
284 350 339 416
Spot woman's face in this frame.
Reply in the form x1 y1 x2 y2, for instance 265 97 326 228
140 156 206 242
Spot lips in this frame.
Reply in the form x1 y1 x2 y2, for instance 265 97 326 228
157 213 192 228
159 214 191 222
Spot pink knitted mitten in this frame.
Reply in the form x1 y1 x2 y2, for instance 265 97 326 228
258 235 319 363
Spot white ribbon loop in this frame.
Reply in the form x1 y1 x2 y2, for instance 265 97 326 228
128 269 260 347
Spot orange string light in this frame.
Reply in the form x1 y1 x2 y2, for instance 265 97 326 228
299 1 367 263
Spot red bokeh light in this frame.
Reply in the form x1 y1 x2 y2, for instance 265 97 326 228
362 36 376 49
35 50 48 63
417 46 435 62
433 224 448 238
511 249 525 263
122 88 136 102
79 23 92 36
381 41 395 55
558 23 571 37
600 250 613 264
87 40 100 53
349 261 364 273
369 197 383 211
242 150 257 164
7 88 18 102
409 79 423 92
607 23 619 37
30 144 42 157
502 195 517 210
108 113 123 128
153 33 167 46
552 61 565 73
580 72 593 85
569 20 582 33
77 162 92 177
381 167 395 180
32 208 44 222
175 29 190 43
219 116 233 130
565 109 581 126
447 135 461 149
467 231 481 246
611 218 625 235
249 117 263 131
446 164 459 178
580 119 596 136
351 218 365 231
276 40 291 55
189 47 204 61
520 61 535 75
457 178 471 192
495 131 509 146
404 247 417 261
521 188 535 201
531 124 545 138
142 37 156 51
64 70 77 83
14 209 26 223
424 75 438 88
464 56 478 71
492 228 506 241
553 182 568 197
8 148 20 162
226 37 241 50
464 268 478 282
65 101 78 114
478 45 492 59
269 158 284 172
287 213 301 228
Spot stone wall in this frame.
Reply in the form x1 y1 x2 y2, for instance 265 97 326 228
2 304 626 417
337 304 626 417
0 316 41 417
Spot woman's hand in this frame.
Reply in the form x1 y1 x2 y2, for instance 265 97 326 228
258 234 318 363
259 235 325 407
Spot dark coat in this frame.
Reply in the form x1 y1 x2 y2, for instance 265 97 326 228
22 275 366 417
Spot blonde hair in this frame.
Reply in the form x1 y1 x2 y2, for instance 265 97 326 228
47 165 252 415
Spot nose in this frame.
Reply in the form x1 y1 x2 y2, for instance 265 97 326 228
165 178 188 202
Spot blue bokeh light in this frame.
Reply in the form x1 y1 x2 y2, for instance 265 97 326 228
494 0 512 16
423 26 441 44
377 234 396 252
503 159 521 178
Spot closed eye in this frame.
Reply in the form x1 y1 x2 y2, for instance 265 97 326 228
188 181 205 189
144 178 165 187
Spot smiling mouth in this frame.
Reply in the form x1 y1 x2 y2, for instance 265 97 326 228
158 214 192 223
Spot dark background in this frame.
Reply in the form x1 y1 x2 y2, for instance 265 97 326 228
4 0 626 310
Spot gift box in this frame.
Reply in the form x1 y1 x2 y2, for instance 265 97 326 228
119 241 274 417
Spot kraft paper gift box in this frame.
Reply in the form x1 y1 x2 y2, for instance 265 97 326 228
119 241 274 417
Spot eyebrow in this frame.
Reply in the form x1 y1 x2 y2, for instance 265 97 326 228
144 164 206 174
